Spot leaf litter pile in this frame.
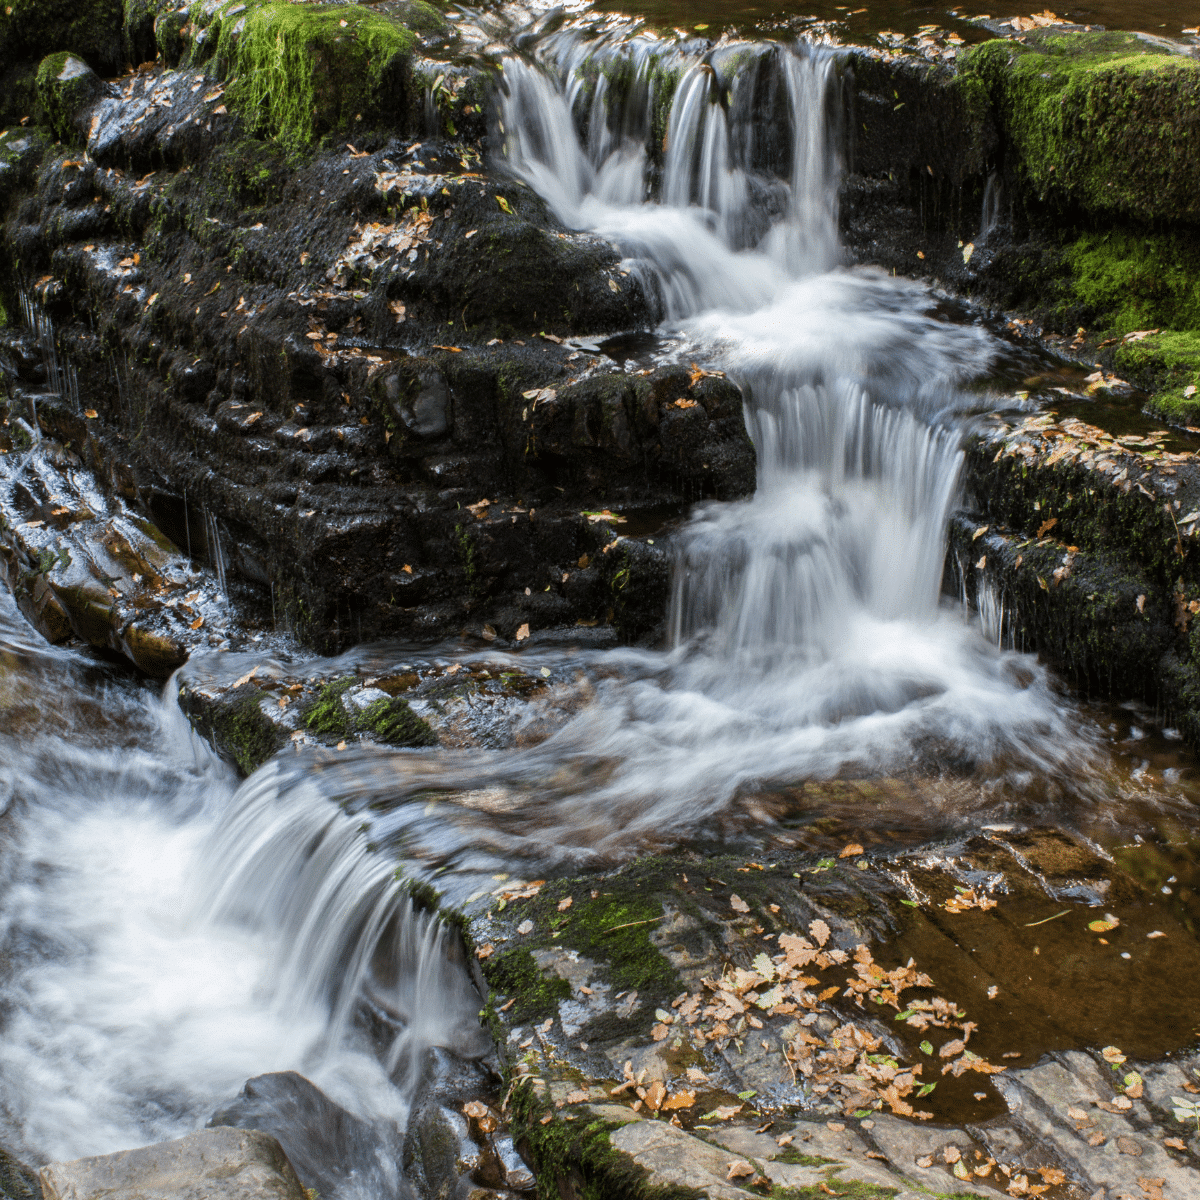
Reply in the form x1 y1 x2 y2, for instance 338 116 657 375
635 914 1006 1125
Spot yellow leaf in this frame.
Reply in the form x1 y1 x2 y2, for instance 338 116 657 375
839 842 864 858
663 1090 695 1110
190 615 203 629
84 408 98 418
496 196 513 214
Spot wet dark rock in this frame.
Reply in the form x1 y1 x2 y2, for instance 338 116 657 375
403 1092 479 1200
0 0 126 81
0 33 750 657
210 1071 414 1200
951 410 1200 737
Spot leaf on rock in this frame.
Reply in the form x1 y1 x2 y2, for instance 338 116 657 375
730 893 750 914
839 843 864 859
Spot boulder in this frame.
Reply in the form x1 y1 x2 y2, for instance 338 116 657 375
210 1071 414 1200
961 30 1200 225
34 52 114 145
38 1127 308 1200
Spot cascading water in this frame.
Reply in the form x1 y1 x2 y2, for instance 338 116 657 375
0 19 1113 1196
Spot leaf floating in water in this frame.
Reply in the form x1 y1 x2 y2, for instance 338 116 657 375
663 1089 695 1110
1089 915 1120 934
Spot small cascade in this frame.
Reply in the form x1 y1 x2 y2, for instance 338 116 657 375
979 170 1004 243
203 507 229 600
194 765 489 1098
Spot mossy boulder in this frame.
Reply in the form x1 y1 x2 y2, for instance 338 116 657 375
182 683 282 775
35 52 112 144
0 0 125 77
302 675 436 747
962 30 1200 224
196 1 416 152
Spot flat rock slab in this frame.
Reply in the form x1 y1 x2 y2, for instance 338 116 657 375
38 1127 308 1200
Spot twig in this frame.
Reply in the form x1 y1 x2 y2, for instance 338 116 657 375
601 917 664 934
1023 910 1071 927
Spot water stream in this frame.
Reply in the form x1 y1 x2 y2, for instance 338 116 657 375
0 18 1196 1196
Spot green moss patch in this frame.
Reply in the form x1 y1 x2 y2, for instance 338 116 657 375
357 695 437 746
1111 330 1200 423
35 51 106 143
301 675 436 746
962 31 1200 223
217 2 415 152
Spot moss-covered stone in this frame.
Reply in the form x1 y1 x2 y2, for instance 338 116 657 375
0 0 125 78
181 684 282 776
1112 331 1200 423
356 695 437 747
301 675 356 737
35 52 110 144
207 2 415 152
961 31 1200 224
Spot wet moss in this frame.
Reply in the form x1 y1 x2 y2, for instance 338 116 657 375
962 30 1200 223
510 1083 703 1200
301 674 356 737
182 684 281 776
356 695 436 747
218 2 415 153
35 52 105 144
483 947 571 1025
1112 331 1200 423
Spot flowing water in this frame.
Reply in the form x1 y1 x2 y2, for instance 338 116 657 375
0 15 1198 1194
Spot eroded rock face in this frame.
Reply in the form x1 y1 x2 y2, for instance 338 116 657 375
0 9 754 661
38 1127 308 1200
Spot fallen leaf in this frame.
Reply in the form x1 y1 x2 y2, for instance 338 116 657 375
475 943 494 959
558 897 573 912
1102 1045 1126 1064
496 196 513 214
1164 1137 1186 1150
730 894 750 914
645 1080 666 1112
190 615 203 629
566 1090 589 1104
727 1161 755 1181
481 625 497 641
706 1105 743 1121
839 843 864 859
1147 931 1166 939
515 623 531 642
1090 918 1120 934
916 1155 934 1169
809 918 831 946
1036 517 1058 537
84 408 98 418
1117 1136 1143 1157
664 1090 696 1110
517 919 534 935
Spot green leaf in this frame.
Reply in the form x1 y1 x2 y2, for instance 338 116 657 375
737 1090 757 1100
900 899 918 907
496 196 513 215
894 1010 914 1021
918 1082 937 1097
853 1109 873 1118
920 1040 934 1056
